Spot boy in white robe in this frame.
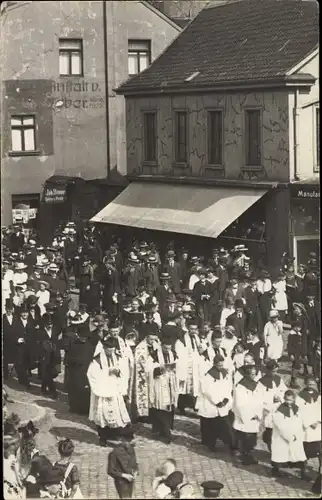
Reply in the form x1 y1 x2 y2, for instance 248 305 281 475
233 365 262 465
197 354 236 454
271 389 307 479
296 376 321 469
87 337 131 446
257 360 287 452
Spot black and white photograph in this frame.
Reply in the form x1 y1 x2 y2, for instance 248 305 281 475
1 0 320 498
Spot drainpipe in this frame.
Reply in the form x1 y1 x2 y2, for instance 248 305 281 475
103 0 111 178
293 89 299 181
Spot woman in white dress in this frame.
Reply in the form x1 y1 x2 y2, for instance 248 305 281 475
36 281 50 316
264 310 284 361
272 272 288 321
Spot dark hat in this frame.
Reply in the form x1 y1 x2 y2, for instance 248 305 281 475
42 313 53 325
38 465 64 486
166 250 176 258
249 273 257 282
161 334 174 346
19 303 29 313
201 481 224 498
79 302 88 310
102 336 118 349
139 241 148 248
109 317 121 329
25 295 39 306
5 298 14 309
93 314 106 325
160 272 171 281
164 471 184 490
120 426 134 441
212 328 223 340
18 420 39 438
235 298 244 309
265 359 279 371
167 294 177 303
44 302 56 312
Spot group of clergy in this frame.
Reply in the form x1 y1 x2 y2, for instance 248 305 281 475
84 317 320 483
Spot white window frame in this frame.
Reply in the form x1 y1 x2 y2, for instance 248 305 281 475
293 234 320 272
313 104 320 173
10 115 36 152
59 39 83 76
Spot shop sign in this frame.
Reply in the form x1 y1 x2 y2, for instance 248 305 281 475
43 186 67 203
291 185 320 199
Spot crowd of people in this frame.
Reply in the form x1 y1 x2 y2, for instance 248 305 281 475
2 220 321 498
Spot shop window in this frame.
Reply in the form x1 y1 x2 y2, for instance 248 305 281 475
245 109 262 167
11 115 36 152
174 111 188 163
292 201 320 236
143 112 157 163
314 106 320 172
59 39 83 76
207 110 223 165
128 40 151 76
293 236 320 271
12 194 40 232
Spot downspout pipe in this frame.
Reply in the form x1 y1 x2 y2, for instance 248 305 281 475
103 0 111 178
293 89 299 181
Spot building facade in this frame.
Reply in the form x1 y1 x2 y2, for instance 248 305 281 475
1 0 181 228
95 0 319 273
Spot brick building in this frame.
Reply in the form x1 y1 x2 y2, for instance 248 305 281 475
92 0 319 273
1 0 180 235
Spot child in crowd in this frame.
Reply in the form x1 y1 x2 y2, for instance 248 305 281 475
287 320 308 389
107 427 138 499
53 439 82 498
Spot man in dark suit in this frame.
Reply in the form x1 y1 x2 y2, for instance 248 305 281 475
123 256 141 298
142 256 160 295
155 273 172 315
3 298 16 380
192 269 213 324
10 224 25 253
178 249 190 290
226 299 247 342
37 313 61 398
216 256 230 301
243 275 263 334
12 304 32 388
164 250 181 295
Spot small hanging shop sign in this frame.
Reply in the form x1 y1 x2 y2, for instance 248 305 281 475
43 186 67 203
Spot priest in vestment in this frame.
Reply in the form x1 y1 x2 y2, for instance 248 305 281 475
87 337 132 446
148 334 178 444
133 333 161 422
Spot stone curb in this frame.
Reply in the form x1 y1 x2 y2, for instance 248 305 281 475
9 399 47 427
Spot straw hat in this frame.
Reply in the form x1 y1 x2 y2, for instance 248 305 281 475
15 262 27 270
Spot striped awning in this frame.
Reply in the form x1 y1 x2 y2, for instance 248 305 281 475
91 182 267 238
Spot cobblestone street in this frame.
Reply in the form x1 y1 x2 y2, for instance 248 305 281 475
5 350 318 499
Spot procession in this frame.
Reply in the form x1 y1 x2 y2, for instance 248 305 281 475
2 218 321 499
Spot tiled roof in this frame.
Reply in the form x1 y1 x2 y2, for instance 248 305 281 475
118 0 319 92
171 17 191 28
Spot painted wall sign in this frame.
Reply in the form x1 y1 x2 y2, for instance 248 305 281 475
43 186 67 203
291 185 320 199
47 80 104 109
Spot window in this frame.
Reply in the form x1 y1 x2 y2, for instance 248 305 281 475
143 112 157 162
245 109 262 166
128 40 151 76
11 116 36 152
59 39 83 76
314 107 320 172
208 110 223 165
174 111 188 163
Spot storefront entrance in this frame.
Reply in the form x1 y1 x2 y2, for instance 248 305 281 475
11 194 40 238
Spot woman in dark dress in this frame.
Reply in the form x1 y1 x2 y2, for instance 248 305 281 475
65 326 95 415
